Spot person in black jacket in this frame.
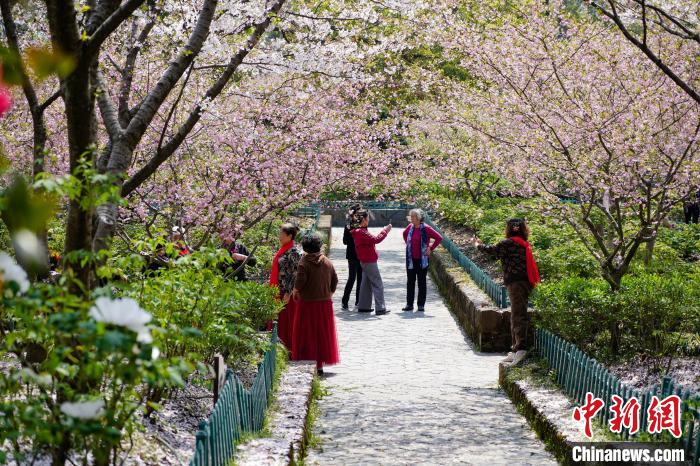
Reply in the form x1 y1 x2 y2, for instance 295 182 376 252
341 204 363 310
220 234 257 281
684 188 700 224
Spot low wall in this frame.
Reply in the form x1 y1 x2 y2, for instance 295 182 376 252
235 361 316 465
324 208 410 228
429 247 534 352
499 361 598 464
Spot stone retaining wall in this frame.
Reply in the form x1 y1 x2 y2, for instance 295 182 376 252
235 361 316 465
499 362 604 465
429 247 534 352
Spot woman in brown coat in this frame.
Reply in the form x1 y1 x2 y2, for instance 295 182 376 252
291 233 340 374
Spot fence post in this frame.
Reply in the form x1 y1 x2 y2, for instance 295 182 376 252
692 407 700 466
195 420 210 466
213 354 227 406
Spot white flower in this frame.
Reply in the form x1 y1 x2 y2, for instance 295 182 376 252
151 347 160 360
137 327 153 344
60 399 105 420
0 252 30 294
89 297 153 343
20 368 52 387
12 229 46 268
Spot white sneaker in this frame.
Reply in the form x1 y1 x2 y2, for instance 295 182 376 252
503 352 515 363
510 350 528 366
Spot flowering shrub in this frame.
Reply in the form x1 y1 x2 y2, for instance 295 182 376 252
0 279 191 464
0 186 281 463
118 246 282 364
0 243 282 464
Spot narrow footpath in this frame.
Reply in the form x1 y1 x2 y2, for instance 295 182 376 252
305 228 556 465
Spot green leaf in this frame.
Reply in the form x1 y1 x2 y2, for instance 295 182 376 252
0 175 57 234
26 47 76 80
0 47 24 85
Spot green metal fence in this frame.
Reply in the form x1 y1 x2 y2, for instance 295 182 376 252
535 328 700 464
293 205 321 234
423 212 510 308
309 200 415 211
190 325 278 466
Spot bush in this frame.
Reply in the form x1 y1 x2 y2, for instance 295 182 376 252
536 242 599 280
436 196 485 229
628 242 689 276
657 223 700 260
119 247 282 365
476 222 503 245
533 277 614 358
0 280 191 464
534 272 700 361
0 244 282 463
615 272 700 358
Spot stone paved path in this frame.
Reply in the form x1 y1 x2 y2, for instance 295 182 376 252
305 228 556 465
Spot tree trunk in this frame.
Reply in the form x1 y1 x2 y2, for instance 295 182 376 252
32 114 51 276
1 0 51 273
45 0 99 289
644 236 656 267
61 63 99 288
604 271 623 357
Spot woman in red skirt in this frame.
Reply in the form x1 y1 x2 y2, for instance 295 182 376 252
270 223 301 349
292 233 340 375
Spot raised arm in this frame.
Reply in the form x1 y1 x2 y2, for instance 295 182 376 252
372 227 390 244
477 239 506 259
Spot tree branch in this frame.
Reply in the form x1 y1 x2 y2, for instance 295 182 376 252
84 0 147 57
96 71 123 138
590 0 700 104
121 0 287 196
110 0 219 173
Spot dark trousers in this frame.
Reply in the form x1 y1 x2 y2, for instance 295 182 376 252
684 203 699 224
342 258 362 307
507 281 531 352
406 261 428 307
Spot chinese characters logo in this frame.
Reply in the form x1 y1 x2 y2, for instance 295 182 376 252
572 392 682 439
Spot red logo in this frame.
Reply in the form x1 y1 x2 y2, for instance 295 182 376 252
609 395 640 435
573 393 683 438
647 395 682 438
573 392 605 438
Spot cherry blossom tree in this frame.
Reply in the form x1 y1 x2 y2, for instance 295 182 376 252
126 76 409 242
1 0 425 287
433 2 700 291
587 0 699 104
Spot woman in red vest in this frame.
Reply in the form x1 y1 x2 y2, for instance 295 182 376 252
351 210 392 315
270 223 301 349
